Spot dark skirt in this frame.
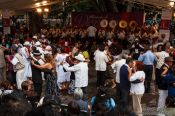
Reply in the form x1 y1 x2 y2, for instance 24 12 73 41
46 73 59 96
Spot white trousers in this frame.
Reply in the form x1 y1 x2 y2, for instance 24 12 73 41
16 68 25 89
24 60 32 80
157 89 168 113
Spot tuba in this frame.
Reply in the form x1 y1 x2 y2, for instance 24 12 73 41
119 20 127 28
100 19 108 28
129 20 138 30
109 20 117 28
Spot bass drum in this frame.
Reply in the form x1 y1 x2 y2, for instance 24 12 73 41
119 20 127 28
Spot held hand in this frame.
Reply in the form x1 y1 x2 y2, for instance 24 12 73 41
31 60 35 65
69 52 72 56
140 77 144 82
60 61 64 65
128 68 132 74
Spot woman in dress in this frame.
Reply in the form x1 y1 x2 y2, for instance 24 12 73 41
32 54 59 96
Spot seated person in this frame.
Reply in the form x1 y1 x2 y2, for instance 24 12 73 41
21 80 38 108
0 89 32 116
0 80 14 95
90 86 116 113
73 88 88 111
34 95 63 116
68 101 80 116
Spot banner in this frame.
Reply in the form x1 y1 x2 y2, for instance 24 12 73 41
159 9 172 41
2 9 10 34
161 10 172 20
71 12 144 28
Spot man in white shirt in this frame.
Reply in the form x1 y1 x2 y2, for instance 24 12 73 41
87 23 97 48
94 44 109 87
111 55 127 101
87 24 97 38
62 54 88 100
21 41 32 80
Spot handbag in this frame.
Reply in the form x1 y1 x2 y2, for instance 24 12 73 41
15 56 25 71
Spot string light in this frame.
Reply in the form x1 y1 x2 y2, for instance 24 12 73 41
44 8 49 12
42 1 47 5
35 2 40 6
36 8 42 13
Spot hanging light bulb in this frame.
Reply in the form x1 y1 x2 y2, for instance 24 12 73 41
37 8 42 13
169 2 174 7
35 2 40 6
44 8 49 12
42 1 47 5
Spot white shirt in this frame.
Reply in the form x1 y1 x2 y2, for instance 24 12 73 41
155 51 169 69
87 26 97 37
94 50 109 71
63 62 88 87
0 89 13 95
111 59 126 83
129 71 145 94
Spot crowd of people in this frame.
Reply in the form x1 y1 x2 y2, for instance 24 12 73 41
0 23 175 116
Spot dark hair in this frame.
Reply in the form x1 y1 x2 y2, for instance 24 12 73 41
157 44 163 52
0 90 32 116
32 95 62 116
172 64 175 73
68 101 80 116
89 23 93 26
136 61 144 71
11 45 18 53
34 103 62 116
98 44 105 51
0 100 32 116
21 80 33 91
51 44 58 56
145 45 151 51
43 95 61 106
126 58 133 65
92 86 111 111
2 90 27 102
95 103 109 116
60 46 65 53
0 80 13 90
